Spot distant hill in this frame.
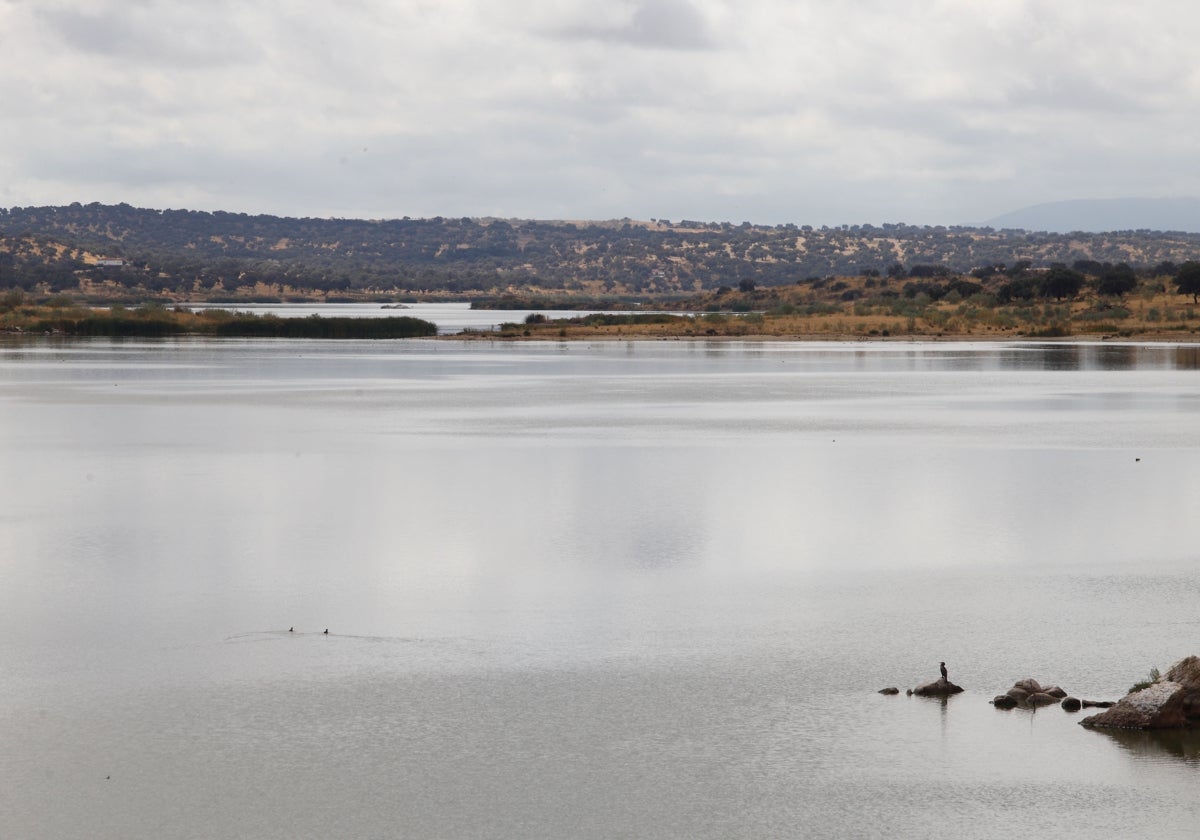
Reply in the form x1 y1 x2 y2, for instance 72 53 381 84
985 198 1200 234
5 202 1200 299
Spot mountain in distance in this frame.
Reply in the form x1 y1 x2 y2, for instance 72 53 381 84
984 197 1200 234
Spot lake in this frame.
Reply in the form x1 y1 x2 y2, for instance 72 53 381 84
2 337 1199 839
180 301 647 334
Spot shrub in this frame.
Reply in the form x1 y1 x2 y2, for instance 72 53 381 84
1129 667 1161 694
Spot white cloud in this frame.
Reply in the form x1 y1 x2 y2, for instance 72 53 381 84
4 0 1200 223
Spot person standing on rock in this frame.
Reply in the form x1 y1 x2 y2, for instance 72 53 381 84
940 661 948 681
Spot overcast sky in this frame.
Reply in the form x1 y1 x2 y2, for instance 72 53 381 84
3 0 1200 225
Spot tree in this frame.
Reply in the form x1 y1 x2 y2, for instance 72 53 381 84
1175 261 1200 303
1072 259 1105 275
1095 263 1137 297
1006 259 1033 278
996 276 1040 303
1041 266 1084 300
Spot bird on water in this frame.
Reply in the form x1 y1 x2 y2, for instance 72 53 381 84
288 627 294 632
940 661 948 681
323 628 329 635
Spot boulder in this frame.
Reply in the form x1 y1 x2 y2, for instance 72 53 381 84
1080 682 1189 730
995 678 1073 710
1061 697 1082 712
1082 700 1114 709
1082 655 1200 730
992 695 1018 710
911 677 964 697
1165 655 1200 687
878 687 900 695
1164 656 1200 722
1012 678 1043 694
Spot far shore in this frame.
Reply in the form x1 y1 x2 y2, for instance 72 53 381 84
4 291 1200 343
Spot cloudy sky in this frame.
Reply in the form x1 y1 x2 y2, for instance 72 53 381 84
3 0 1200 225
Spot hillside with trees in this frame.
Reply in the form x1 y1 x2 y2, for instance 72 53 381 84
8 203 1200 304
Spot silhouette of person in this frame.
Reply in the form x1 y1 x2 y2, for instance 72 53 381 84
940 661 948 681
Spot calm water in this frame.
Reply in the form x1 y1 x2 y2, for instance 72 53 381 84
182 301 641 334
2 337 1199 839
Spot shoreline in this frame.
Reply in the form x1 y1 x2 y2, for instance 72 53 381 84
4 300 1200 344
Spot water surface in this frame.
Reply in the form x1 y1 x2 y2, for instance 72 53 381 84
2 338 1198 839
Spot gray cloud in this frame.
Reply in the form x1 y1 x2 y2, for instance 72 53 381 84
549 0 715 50
4 0 1200 224
34 0 260 67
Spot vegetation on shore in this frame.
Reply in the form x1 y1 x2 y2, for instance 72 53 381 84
10 202 1200 303
6 202 1200 341
1 296 436 339
7 260 1200 341
473 268 1200 340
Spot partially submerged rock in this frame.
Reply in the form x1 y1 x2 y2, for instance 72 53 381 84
1012 678 1044 695
1081 682 1189 730
910 677 964 697
878 687 900 695
1166 656 1200 721
993 677 1073 711
1082 655 1200 730
1061 697 1082 712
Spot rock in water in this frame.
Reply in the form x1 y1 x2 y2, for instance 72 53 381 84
1164 656 1200 722
878 687 900 695
1026 692 1059 707
1082 654 1200 730
1080 682 1188 730
911 677 964 697
992 695 1018 710
1061 697 1082 712
1012 678 1043 694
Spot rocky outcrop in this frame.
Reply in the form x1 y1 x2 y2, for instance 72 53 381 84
1081 655 1200 730
1165 656 1200 722
991 677 1077 711
1080 682 1189 729
909 677 964 697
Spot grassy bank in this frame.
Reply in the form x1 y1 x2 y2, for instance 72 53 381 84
6 285 1200 342
468 284 1200 341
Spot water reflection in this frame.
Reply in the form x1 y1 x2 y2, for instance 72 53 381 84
1088 726 1200 765
6 336 1200 374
